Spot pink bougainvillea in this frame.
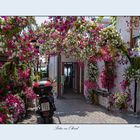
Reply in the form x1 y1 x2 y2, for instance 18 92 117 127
5 94 25 123
0 103 11 124
24 87 37 100
84 80 99 89
99 68 108 89
18 68 30 80
99 66 116 91
0 16 133 123
109 92 132 110
120 80 130 92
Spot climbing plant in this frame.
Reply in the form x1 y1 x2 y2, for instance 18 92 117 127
39 17 131 93
0 16 39 123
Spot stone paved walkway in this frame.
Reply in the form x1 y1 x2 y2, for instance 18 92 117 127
53 92 140 124
18 91 140 124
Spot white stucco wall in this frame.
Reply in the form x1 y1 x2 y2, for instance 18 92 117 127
99 17 140 111
61 54 77 62
83 17 137 110
116 16 130 45
84 61 89 81
116 17 135 111
97 17 138 110
84 61 89 98
49 54 77 80
97 60 106 91
97 17 132 91
98 95 109 108
49 55 57 80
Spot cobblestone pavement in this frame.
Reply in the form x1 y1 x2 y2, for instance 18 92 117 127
19 92 140 124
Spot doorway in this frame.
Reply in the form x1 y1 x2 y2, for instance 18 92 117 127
64 62 73 89
61 62 84 94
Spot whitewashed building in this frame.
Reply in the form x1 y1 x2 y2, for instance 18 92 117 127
48 17 140 112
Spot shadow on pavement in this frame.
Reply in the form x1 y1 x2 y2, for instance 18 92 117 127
54 91 140 124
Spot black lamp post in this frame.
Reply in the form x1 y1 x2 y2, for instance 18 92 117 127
35 46 40 73
134 79 137 113
30 39 40 73
128 17 138 113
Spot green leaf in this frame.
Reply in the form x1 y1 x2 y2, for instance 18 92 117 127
96 16 104 23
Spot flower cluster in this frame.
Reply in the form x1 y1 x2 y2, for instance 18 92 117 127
88 61 98 82
99 26 123 48
84 80 99 89
98 46 114 62
0 16 42 123
99 63 116 91
0 103 11 124
0 16 42 65
39 16 78 55
38 17 129 64
5 94 25 123
110 92 131 110
98 26 130 60
120 80 130 92
40 17 104 61
124 66 140 81
120 56 140 94
24 87 36 100
18 68 30 80
99 68 108 89
0 16 134 122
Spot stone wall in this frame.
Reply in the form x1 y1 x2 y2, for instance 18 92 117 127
98 95 109 109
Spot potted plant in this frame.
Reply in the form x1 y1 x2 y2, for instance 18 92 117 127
114 92 131 111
